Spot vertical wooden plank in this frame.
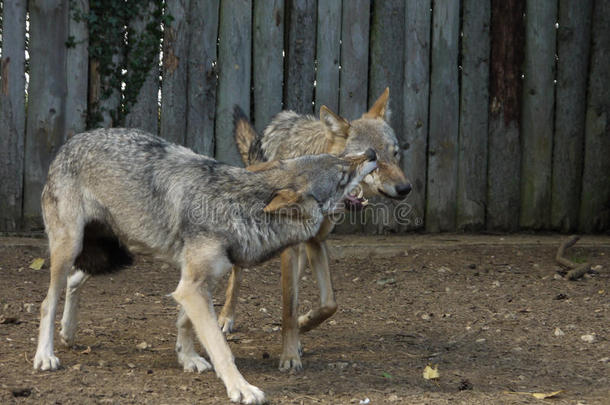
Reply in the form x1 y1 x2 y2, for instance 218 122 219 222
23 0 69 228
215 0 251 165
369 0 405 146
457 0 491 230
403 0 431 231
0 0 27 231
425 0 460 232
579 0 610 233
252 0 284 133
65 0 88 138
368 0 405 233
520 0 557 229
551 0 593 232
125 3 160 135
284 0 316 115
160 0 188 145
487 0 525 231
314 0 341 115
333 0 370 234
339 0 370 120
186 0 219 155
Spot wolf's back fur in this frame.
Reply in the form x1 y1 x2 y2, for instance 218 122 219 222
235 108 347 166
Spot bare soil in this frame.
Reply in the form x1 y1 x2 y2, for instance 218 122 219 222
1 236 609 404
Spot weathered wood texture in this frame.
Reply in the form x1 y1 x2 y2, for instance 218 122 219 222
333 0 371 234
425 0 460 232
65 0 89 138
125 3 160 135
369 0 404 137
579 0 610 232
252 0 284 133
520 0 558 229
214 0 251 165
283 0 315 115
551 0 593 232
0 0 27 231
2 0 609 233
339 0 370 120
487 0 525 231
160 0 188 145
368 0 405 233
23 0 69 227
457 0 491 231
186 0 219 155
403 0 431 230
314 0 341 116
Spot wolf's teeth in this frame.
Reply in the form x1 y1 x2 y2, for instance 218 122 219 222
357 189 364 199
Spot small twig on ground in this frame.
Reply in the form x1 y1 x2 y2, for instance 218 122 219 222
555 235 591 281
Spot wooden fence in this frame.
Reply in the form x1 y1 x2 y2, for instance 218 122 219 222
0 0 608 233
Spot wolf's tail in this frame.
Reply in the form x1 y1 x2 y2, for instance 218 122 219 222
74 221 133 275
234 106 266 166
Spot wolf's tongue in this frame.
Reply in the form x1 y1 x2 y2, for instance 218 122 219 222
344 193 368 210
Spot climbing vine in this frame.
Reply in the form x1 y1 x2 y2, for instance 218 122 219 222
70 0 172 127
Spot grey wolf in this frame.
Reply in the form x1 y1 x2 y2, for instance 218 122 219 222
33 128 377 404
220 88 411 371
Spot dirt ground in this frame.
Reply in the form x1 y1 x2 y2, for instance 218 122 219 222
0 235 609 404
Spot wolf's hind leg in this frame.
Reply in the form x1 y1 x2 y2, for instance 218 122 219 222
218 266 242 334
34 229 82 371
60 269 90 347
175 307 212 373
298 240 337 333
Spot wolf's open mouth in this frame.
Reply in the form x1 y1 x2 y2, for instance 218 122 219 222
344 187 368 210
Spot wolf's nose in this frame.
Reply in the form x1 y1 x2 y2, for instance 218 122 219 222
396 183 412 196
365 148 377 162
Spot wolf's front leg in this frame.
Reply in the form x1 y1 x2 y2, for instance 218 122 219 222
298 240 337 333
279 247 302 371
175 308 212 373
173 247 265 404
218 266 243 334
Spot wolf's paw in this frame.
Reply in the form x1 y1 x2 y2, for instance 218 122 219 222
278 352 302 372
218 315 235 334
297 310 314 329
178 353 212 373
227 380 266 404
59 330 75 348
33 352 61 371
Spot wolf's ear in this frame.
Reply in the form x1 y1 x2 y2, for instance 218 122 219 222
263 189 301 213
320 105 350 138
363 87 390 121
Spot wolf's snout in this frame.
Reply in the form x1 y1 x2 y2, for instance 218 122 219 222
395 183 412 196
365 148 377 162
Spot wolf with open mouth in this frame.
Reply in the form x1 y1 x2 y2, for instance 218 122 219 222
34 127 377 404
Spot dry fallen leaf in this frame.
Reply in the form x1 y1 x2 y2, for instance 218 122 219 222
422 364 440 380
532 390 562 399
136 341 149 350
29 258 45 270
80 346 91 355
